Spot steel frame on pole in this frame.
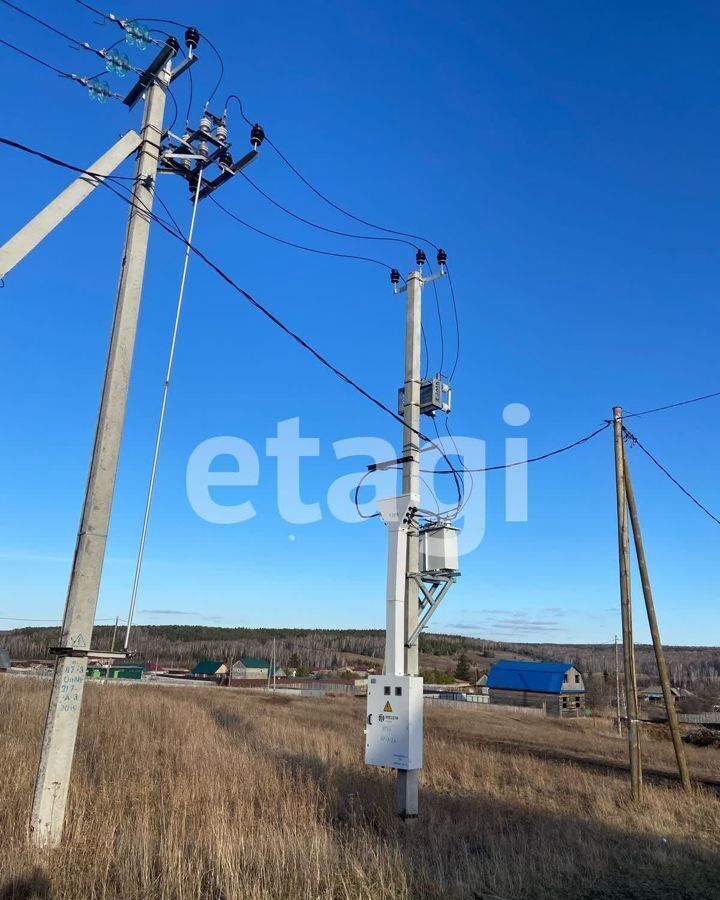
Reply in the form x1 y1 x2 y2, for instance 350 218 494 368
123 170 204 651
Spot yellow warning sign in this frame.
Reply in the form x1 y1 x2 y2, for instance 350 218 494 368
383 701 393 713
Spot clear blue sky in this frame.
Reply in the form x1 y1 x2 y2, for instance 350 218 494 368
1 1 718 645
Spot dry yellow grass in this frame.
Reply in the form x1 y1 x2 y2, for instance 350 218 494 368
1 677 719 899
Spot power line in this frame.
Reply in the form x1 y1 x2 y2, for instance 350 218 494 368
0 38 124 100
208 194 401 274
224 94 441 252
0 0 142 73
0 37 68 76
431 415 463 516
238 172 449 371
239 171 419 252
446 266 460 381
425 421 612 475
73 0 164 46
0 136 136 178
442 412 475 516
622 427 720 527
0 0 87 47
425 258 445 375
353 468 386 520
1 136 613 502
622 390 720 420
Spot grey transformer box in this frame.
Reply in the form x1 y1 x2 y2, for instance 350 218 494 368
398 375 451 418
419 523 459 575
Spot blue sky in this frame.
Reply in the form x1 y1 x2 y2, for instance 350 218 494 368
0 1 718 645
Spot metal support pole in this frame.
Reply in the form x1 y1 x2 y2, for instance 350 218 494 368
30 58 172 848
612 407 642 802
123 170 203 651
397 269 423 818
624 450 692 792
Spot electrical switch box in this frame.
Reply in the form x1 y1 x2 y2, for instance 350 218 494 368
365 675 423 770
398 376 452 418
420 524 459 574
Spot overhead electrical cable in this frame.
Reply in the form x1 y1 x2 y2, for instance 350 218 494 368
424 258 445 375
0 37 70 76
1 136 601 487
238 173 439 369
73 0 164 46
445 266 461 381
0 136 423 435
431 415 463 517
1 0 88 46
208 195 403 275
239 172 420 251
621 390 720 420
224 94 440 252
622 427 720 527
425 421 613 475
0 0 143 73
438 412 475 517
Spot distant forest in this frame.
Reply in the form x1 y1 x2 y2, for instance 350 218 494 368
2 625 719 696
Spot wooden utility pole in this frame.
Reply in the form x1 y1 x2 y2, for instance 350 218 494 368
612 407 642 801
624 449 692 792
614 635 622 736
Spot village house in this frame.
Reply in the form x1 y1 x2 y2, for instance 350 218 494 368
230 657 270 679
190 660 228 680
639 685 680 705
486 659 586 716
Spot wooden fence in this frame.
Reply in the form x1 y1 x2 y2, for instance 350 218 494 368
424 697 546 716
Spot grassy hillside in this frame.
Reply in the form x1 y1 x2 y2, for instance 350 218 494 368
2 677 719 899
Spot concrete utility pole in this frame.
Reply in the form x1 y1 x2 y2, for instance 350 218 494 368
367 252 452 818
624 450 692 792
30 49 175 848
612 407 642 802
396 267 423 818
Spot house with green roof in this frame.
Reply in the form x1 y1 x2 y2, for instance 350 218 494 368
230 657 270 679
190 660 228 680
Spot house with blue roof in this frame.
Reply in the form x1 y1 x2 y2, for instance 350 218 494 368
486 659 586 716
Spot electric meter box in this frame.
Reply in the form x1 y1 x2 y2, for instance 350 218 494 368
365 675 423 770
420 524 459 574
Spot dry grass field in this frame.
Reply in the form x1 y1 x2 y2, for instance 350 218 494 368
1 677 719 900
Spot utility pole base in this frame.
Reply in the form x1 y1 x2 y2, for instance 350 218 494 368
395 768 419 818
30 656 89 847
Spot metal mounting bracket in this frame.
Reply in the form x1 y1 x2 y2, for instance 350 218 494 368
404 572 457 647
49 647 136 659
393 267 446 295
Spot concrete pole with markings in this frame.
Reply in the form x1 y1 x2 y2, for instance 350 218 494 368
29 56 173 848
612 407 642 802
